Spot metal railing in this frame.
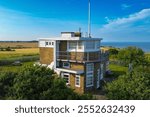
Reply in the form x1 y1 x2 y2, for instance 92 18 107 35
56 51 103 62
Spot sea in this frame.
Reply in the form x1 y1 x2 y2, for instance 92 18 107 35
101 42 150 52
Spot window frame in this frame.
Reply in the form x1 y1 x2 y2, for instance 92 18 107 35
86 41 95 50
68 41 77 50
75 75 80 87
45 42 49 46
86 63 94 87
77 41 83 50
63 73 70 85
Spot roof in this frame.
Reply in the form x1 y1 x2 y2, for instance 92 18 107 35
39 37 102 41
56 68 84 74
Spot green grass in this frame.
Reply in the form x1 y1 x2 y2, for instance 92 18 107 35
107 64 128 78
0 48 39 72
0 48 39 66
0 48 39 60
145 53 150 62
0 62 34 72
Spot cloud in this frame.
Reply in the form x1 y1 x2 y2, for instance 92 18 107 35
121 4 131 10
99 9 150 42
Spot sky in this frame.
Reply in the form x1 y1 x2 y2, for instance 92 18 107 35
0 0 150 42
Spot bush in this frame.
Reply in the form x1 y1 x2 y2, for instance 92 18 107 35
0 65 92 100
105 66 150 100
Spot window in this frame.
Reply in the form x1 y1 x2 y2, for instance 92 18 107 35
100 64 104 80
52 42 54 45
69 41 77 50
63 73 70 84
86 41 95 49
56 61 59 67
86 63 94 87
95 41 100 49
63 62 70 68
78 41 83 49
75 75 80 87
45 42 48 46
49 42 51 45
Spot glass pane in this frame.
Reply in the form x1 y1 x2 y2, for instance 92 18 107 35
69 41 77 49
78 41 82 49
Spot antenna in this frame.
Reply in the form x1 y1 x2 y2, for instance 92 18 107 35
88 0 91 38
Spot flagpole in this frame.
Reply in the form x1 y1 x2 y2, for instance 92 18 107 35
88 0 91 38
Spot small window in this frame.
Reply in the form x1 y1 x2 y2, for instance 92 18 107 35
49 42 51 45
75 75 80 87
63 73 70 84
52 42 54 45
63 62 70 68
45 42 48 46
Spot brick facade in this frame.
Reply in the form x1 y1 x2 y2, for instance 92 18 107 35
39 47 54 64
69 74 84 94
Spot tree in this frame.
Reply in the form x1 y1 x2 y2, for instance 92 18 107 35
0 65 92 100
117 46 145 67
109 48 119 60
0 72 16 99
109 48 119 55
105 66 150 100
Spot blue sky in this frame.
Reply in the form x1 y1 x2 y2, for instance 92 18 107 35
0 0 150 42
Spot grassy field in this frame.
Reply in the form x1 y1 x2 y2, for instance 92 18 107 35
0 48 39 70
0 62 34 72
0 48 39 60
0 42 38 48
107 64 128 78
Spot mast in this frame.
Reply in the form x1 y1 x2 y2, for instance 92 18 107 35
88 0 91 38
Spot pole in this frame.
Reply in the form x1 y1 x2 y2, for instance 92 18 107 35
88 0 91 38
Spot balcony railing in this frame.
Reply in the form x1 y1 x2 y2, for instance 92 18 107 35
56 51 102 62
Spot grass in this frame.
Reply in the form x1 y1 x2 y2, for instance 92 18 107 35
107 64 128 78
0 48 39 60
0 42 38 48
0 62 34 72
145 53 150 62
0 48 39 71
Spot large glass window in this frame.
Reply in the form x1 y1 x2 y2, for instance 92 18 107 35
86 41 95 49
69 41 77 50
78 41 83 50
86 63 94 87
95 41 100 49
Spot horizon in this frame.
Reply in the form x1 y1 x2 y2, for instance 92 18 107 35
0 0 150 42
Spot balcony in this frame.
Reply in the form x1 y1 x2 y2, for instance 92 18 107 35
56 51 101 62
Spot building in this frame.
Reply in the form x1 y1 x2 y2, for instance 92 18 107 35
39 32 109 94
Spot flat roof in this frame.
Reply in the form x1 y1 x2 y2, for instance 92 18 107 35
39 37 102 41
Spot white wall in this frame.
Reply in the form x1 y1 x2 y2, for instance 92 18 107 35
39 40 54 48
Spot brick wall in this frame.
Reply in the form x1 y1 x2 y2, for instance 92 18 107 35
39 47 54 64
70 74 84 94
